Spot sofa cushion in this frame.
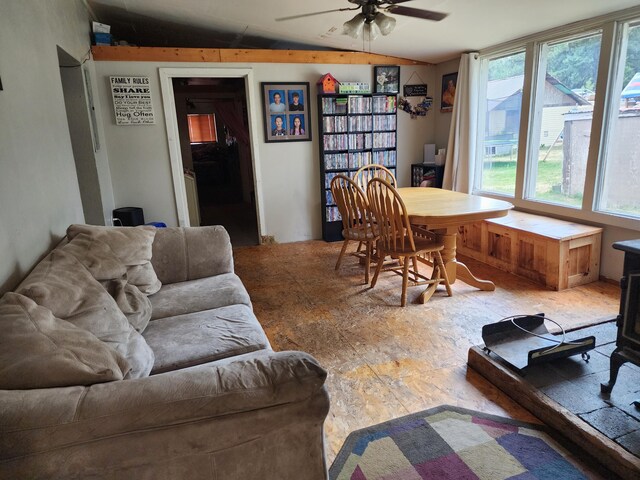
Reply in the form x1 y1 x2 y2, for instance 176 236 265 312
0 293 130 389
149 273 252 320
102 278 152 333
62 234 152 333
16 250 154 379
61 233 127 281
143 304 270 374
151 226 234 284
67 224 161 295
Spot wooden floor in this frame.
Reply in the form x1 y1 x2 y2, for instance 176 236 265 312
233 240 620 465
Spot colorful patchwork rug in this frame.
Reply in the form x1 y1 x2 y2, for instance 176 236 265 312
330 405 607 480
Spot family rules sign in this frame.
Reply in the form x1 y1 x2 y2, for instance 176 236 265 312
110 76 155 125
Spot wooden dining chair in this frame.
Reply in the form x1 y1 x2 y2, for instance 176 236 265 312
330 174 378 284
352 164 396 254
366 177 452 306
353 164 397 192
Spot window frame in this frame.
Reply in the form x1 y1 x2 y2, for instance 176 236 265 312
594 20 640 219
473 7 640 232
524 29 604 208
474 48 528 198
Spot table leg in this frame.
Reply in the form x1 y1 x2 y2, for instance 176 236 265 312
455 262 496 291
435 229 458 282
434 227 496 291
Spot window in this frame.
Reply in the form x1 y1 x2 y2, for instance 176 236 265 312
473 10 640 226
597 20 640 218
187 113 217 143
526 32 602 208
476 51 525 196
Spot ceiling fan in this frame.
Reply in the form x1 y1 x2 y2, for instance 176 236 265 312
275 0 448 40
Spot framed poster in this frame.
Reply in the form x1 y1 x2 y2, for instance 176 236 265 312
440 72 458 112
374 65 400 94
261 82 311 142
109 76 155 125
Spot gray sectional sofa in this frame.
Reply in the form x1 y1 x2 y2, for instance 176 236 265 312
0 225 329 479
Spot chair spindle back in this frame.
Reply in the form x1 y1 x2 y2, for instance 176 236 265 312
353 164 397 193
330 174 373 234
366 178 416 253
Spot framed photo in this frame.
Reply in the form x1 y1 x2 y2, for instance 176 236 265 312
374 65 400 94
440 72 458 112
261 82 311 142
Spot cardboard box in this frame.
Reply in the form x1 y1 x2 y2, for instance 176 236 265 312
93 32 112 45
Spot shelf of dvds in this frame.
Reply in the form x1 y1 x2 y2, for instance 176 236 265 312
318 93 398 241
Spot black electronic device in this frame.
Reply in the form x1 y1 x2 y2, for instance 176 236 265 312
113 207 144 226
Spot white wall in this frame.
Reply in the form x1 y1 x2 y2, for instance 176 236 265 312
601 226 639 281
94 61 435 242
0 0 92 293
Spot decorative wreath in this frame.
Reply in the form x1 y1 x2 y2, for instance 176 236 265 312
398 96 433 118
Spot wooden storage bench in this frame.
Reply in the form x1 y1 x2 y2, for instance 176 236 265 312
457 210 602 290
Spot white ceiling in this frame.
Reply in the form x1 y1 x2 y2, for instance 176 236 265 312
86 0 640 63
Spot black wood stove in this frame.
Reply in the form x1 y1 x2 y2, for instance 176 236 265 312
601 239 640 395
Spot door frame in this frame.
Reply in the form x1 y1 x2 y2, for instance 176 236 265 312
159 67 265 237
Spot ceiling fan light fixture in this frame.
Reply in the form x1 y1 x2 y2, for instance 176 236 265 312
343 13 366 39
374 12 396 36
364 21 380 41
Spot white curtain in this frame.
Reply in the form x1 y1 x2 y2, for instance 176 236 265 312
442 52 480 193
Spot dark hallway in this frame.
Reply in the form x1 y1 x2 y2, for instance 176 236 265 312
173 77 259 246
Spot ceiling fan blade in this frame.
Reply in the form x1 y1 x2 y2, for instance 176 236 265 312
379 0 415 5
275 8 357 22
387 6 448 21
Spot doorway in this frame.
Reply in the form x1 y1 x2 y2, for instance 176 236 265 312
58 46 104 225
159 67 264 246
172 77 258 245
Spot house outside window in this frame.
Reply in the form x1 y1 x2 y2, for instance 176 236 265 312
476 50 525 196
526 32 602 208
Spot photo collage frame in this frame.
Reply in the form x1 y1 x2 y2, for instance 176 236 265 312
261 82 311 143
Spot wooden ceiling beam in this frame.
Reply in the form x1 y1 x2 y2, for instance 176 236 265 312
91 46 430 66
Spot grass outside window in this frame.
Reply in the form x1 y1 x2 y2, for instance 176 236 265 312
481 145 582 207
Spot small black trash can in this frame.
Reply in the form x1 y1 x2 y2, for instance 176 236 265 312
113 207 144 226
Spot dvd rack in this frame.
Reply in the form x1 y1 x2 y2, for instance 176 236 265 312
318 93 398 241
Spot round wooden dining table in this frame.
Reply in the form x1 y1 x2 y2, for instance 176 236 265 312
397 187 513 291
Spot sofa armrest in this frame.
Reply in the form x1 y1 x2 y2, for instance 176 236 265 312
1 350 329 479
151 226 234 284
